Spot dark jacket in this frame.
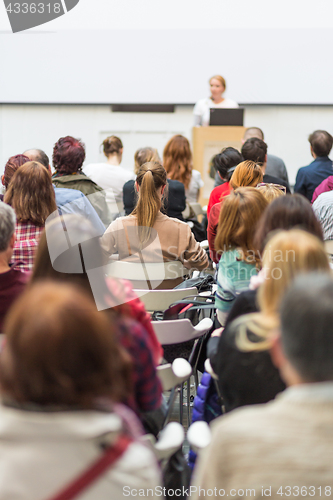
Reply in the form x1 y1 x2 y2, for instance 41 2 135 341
294 156 333 201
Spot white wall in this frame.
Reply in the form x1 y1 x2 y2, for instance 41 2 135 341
1 104 333 186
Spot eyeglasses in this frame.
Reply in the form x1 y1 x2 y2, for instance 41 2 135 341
256 182 286 194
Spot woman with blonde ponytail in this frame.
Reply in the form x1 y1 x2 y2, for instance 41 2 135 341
101 162 208 277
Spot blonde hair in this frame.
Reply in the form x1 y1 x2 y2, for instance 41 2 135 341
134 147 160 175
163 135 192 189
215 187 268 266
236 229 331 351
132 162 167 244
256 183 286 203
229 160 263 190
209 75 226 91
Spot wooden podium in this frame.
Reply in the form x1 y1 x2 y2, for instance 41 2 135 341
192 126 245 207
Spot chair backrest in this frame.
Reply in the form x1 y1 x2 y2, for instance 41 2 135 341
187 421 211 453
140 422 185 461
106 260 190 289
157 358 192 391
134 287 198 312
152 317 213 345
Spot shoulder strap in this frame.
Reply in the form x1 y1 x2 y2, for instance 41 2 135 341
47 434 132 500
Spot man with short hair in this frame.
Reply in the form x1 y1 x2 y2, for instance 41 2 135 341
213 126 289 186
24 148 105 233
294 130 333 201
241 137 290 192
192 273 333 497
0 202 28 331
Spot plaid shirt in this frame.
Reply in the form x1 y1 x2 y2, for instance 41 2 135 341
12 221 44 273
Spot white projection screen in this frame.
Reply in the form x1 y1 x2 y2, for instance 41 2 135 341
1 0 333 105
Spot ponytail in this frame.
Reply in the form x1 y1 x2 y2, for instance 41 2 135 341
132 162 167 244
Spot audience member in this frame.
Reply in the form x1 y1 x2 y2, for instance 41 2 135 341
0 203 28 331
312 191 333 241
207 148 243 218
163 135 203 203
101 162 208 285
241 137 290 192
31 214 163 411
123 147 186 220
24 148 105 233
193 272 333 496
1 155 30 201
211 229 330 412
208 160 263 263
256 182 286 202
214 187 268 325
0 281 161 498
312 174 333 203
83 135 135 214
4 161 57 272
294 130 333 201
52 136 111 226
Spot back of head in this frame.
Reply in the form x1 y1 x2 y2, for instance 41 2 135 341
4 161 57 226
0 281 131 407
52 136 86 175
3 154 30 189
308 130 333 157
213 147 243 180
229 160 263 190
132 162 167 244
215 187 268 264
103 135 123 158
243 127 264 142
259 229 330 319
0 202 16 252
256 183 286 203
254 193 323 253
24 149 49 169
134 147 160 175
163 135 192 189
241 138 267 165
280 272 333 382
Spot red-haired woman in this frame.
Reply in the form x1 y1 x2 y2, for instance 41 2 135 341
163 135 203 203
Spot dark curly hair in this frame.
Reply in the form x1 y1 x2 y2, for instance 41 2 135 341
52 136 86 175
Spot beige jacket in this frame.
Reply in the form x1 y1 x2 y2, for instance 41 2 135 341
192 383 333 499
101 212 208 271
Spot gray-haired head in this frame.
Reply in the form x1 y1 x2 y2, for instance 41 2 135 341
23 149 50 169
0 202 16 252
280 272 333 383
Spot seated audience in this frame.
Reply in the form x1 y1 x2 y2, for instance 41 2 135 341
83 135 135 214
211 229 330 412
101 162 208 281
207 147 243 218
208 160 263 263
31 214 163 411
294 130 333 201
214 187 268 325
193 272 333 497
4 161 57 272
163 135 203 203
312 174 333 203
241 137 290 192
0 203 28 331
52 136 111 226
123 147 186 220
24 148 105 233
0 281 161 498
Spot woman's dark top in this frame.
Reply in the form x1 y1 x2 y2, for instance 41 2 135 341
210 289 286 413
123 178 186 221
